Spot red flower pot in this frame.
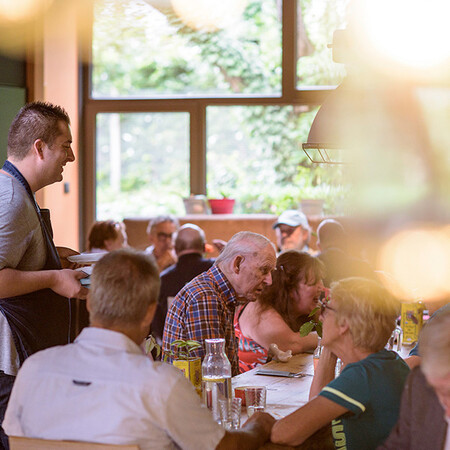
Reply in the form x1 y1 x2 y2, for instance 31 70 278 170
208 198 235 214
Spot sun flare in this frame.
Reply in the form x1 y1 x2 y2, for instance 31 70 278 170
358 0 450 70
377 226 450 301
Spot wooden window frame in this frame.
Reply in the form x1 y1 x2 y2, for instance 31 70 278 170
81 0 332 239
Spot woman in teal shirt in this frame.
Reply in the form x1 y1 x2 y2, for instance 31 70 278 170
271 277 410 450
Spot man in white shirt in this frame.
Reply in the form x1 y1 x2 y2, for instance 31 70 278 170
3 249 274 449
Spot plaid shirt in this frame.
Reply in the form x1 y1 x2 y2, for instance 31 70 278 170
162 265 240 376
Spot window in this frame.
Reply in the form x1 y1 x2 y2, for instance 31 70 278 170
84 0 349 227
96 112 189 219
296 0 348 87
206 105 335 213
92 0 282 97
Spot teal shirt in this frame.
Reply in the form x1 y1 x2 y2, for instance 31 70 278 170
319 349 409 450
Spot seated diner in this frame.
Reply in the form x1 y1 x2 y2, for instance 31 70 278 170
3 249 275 450
235 250 323 372
270 277 410 449
378 305 450 449
87 220 128 252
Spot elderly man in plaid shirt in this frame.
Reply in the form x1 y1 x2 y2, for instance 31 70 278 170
162 231 276 376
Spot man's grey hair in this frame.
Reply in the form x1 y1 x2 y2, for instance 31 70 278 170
89 248 160 327
146 215 179 235
420 305 450 378
215 231 272 266
175 223 205 254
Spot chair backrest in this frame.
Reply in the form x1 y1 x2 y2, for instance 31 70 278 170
9 436 139 450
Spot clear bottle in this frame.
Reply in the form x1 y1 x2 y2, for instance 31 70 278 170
386 321 403 352
313 338 322 371
202 338 232 422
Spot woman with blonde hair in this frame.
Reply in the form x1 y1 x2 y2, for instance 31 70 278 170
271 277 410 450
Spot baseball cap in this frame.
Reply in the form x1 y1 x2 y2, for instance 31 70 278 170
273 210 310 230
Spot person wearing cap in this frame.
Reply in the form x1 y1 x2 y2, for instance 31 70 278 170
273 210 312 254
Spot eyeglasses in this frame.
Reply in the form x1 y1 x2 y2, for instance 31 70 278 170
156 232 173 241
276 225 298 237
319 300 337 316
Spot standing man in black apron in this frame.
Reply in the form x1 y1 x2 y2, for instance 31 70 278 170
0 102 88 449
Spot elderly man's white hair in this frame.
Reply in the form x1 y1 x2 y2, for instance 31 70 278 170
215 231 272 266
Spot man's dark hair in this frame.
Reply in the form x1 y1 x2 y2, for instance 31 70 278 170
7 101 70 160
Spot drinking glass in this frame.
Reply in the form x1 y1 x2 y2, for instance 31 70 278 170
218 397 242 430
244 386 266 417
386 325 403 352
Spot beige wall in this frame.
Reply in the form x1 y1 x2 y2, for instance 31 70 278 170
33 0 83 250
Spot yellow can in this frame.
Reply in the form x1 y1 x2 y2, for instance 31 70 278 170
400 302 424 344
173 357 202 395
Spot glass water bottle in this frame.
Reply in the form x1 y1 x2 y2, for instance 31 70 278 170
202 338 232 422
313 337 322 371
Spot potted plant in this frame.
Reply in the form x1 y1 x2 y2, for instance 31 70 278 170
299 306 323 338
208 190 235 214
144 334 161 359
165 339 203 394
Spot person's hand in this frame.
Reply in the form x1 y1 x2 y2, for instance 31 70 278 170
157 250 176 271
244 411 276 436
51 269 88 299
319 346 338 364
212 239 227 253
56 246 80 269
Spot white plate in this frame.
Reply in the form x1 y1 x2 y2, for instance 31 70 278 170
76 266 93 275
67 252 107 264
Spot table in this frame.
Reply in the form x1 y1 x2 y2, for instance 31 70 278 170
232 353 314 420
232 347 412 449
232 353 334 450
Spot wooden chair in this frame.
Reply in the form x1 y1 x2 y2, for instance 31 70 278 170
9 436 139 450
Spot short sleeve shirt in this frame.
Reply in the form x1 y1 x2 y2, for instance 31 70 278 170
162 265 240 376
319 349 410 450
0 173 47 374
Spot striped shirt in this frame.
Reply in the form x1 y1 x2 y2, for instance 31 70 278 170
162 266 240 376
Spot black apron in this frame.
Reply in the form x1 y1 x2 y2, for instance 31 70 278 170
0 161 70 365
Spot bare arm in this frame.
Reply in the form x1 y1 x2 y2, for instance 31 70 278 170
309 347 337 400
403 355 421 370
216 412 275 450
271 396 348 447
0 267 88 299
241 304 318 354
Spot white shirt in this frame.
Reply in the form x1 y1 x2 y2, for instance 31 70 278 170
3 328 225 450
